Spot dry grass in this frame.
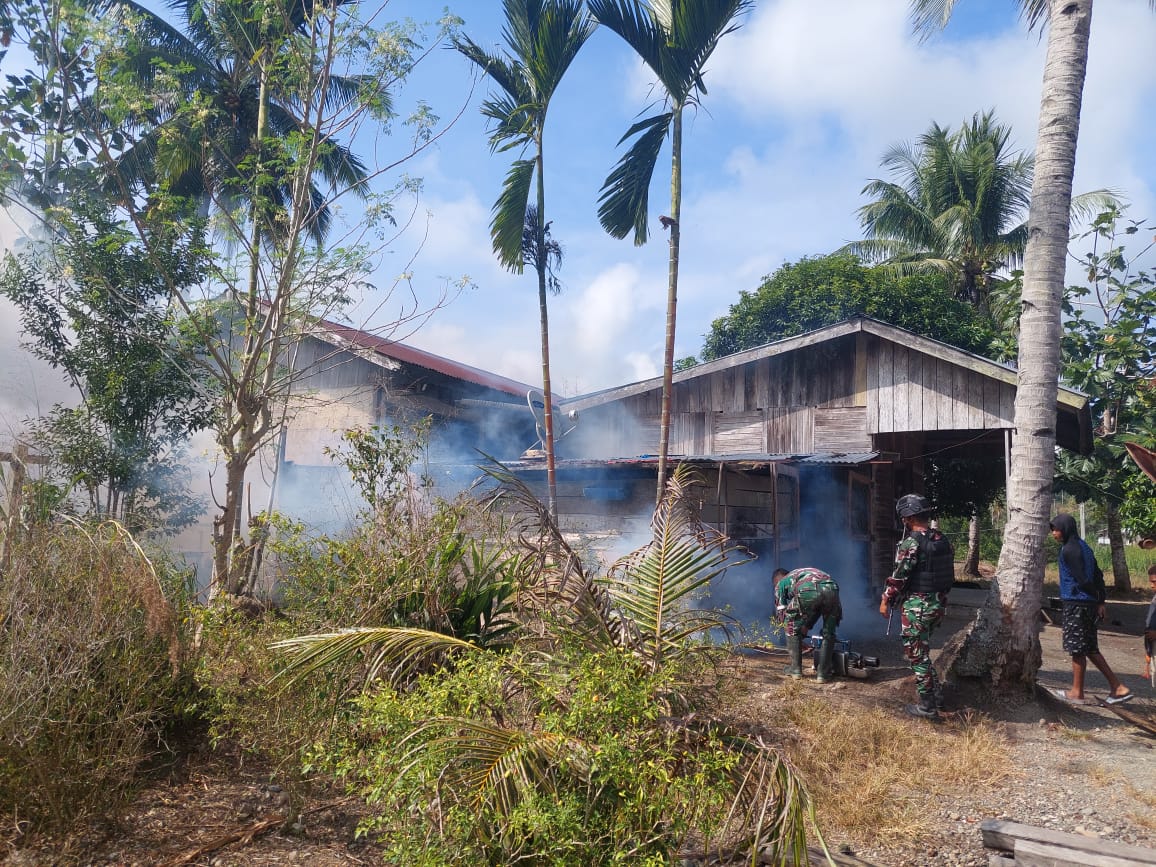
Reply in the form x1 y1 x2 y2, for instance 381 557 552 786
738 679 1014 843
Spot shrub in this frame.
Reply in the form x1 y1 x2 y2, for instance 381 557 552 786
0 521 192 832
319 645 786 866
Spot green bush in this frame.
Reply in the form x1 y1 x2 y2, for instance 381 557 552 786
0 522 193 832
317 645 777 866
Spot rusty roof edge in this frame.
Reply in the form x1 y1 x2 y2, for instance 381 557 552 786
307 316 550 402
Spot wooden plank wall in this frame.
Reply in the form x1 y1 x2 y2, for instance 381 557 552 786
573 332 1018 459
866 335 1015 434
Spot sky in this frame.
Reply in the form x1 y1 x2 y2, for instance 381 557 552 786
355 0 1156 398
3 0 1156 434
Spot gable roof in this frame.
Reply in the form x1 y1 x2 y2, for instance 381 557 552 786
307 316 543 401
562 315 1089 413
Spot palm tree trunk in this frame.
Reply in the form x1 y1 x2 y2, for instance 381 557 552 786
943 0 1092 688
964 513 981 577
535 144 558 521
1106 501 1131 593
656 106 683 503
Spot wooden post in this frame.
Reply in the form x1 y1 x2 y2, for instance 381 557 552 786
0 444 48 577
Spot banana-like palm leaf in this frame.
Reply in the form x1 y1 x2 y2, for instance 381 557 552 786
270 626 477 690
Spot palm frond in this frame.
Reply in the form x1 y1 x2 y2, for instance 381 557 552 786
269 626 477 690
407 717 590 820
602 464 747 668
492 159 536 271
1071 188 1125 227
909 0 960 41
587 0 667 81
597 111 672 244
477 457 621 652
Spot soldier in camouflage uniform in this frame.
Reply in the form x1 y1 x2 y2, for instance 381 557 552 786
878 494 955 720
774 567 843 682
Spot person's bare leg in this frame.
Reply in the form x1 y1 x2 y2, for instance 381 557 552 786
1087 651 1129 697
1068 654 1088 700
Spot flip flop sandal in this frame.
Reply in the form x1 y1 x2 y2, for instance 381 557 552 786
1104 692 1134 705
1046 687 1091 705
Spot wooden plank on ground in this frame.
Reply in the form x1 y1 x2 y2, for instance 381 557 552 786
981 820 1156 864
805 846 881 866
1015 838 1154 867
988 856 1016 867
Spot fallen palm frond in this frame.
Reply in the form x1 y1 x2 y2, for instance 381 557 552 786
270 627 478 690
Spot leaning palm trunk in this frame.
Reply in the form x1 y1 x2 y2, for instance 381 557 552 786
963 513 981 577
1105 502 1130 593
943 0 1091 688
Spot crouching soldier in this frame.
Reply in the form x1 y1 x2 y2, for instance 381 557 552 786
878 494 955 720
774 567 843 683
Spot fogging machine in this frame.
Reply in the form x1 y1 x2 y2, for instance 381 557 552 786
804 635 881 679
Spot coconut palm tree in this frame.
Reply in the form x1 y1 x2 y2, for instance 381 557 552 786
94 0 371 244
588 0 753 503
454 0 596 521
848 111 1033 317
912 0 1152 690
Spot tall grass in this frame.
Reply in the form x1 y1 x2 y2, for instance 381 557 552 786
0 521 192 833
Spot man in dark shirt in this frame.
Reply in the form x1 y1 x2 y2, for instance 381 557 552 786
1048 513 1132 705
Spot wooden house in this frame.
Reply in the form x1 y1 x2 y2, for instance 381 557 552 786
275 317 544 519
172 318 543 582
508 316 1092 613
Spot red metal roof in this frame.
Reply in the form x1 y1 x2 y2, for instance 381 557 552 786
312 317 546 401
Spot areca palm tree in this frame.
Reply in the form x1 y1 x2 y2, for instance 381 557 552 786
848 111 1033 317
589 0 753 503
913 0 1153 690
454 0 595 521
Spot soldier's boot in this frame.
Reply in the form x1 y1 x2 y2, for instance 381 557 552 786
933 683 945 710
814 638 836 683
783 635 803 679
905 693 940 720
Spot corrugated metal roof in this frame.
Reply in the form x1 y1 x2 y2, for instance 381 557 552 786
506 452 882 472
310 317 545 401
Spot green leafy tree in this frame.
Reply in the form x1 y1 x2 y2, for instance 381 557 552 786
1055 206 1156 593
1 0 462 595
846 110 1033 318
91 0 372 243
701 252 996 360
0 199 212 532
589 0 753 503
454 0 595 521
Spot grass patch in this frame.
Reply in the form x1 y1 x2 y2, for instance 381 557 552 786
731 679 1013 844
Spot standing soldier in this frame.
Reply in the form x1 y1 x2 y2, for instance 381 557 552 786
774 567 843 683
878 494 955 719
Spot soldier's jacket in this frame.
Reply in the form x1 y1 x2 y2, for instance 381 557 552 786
882 529 951 608
777 567 839 614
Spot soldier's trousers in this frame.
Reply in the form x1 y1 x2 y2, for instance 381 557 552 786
784 583 842 639
900 592 946 697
